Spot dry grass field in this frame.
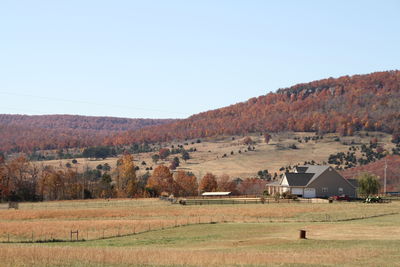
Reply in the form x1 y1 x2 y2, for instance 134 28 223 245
0 199 400 266
0 198 398 242
35 131 395 179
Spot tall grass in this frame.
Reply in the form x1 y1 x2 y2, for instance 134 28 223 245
0 245 387 266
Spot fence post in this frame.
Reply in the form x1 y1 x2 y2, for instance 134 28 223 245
32 232 34 243
70 230 79 241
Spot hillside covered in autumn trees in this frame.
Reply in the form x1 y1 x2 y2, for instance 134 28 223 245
1 71 400 152
108 70 400 145
0 115 176 152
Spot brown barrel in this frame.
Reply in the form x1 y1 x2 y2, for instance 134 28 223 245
299 230 307 239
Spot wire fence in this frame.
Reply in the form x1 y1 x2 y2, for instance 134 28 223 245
1 197 398 244
0 211 398 244
0 199 161 210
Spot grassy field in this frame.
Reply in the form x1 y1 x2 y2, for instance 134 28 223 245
0 198 399 266
35 131 395 179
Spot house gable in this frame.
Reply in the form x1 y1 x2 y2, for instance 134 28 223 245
307 167 356 197
281 175 289 186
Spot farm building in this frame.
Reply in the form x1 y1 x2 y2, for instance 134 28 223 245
266 165 357 198
201 192 231 197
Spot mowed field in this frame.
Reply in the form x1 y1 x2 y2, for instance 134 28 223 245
34 131 395 179
0 198 400 266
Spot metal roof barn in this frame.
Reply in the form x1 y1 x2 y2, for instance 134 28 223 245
201 192 231 196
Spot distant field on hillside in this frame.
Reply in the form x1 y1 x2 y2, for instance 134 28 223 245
35 131 395 179
0 198 399 266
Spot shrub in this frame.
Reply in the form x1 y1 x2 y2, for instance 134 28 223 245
357 172 380 197
288 144 298 149
242 136 254 145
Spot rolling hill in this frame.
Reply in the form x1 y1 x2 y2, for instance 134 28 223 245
1 70 399 153
108 70 400 146
0 115 176 152
341 155 400 192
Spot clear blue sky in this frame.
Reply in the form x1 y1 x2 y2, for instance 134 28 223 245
1 0 399 119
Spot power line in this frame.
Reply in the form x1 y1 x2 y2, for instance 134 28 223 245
0 91 187 116
0 106 50 114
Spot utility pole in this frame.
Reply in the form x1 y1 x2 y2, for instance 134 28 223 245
384 158 387 195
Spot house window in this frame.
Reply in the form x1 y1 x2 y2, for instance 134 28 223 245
322 187 328 193
338 187 344 194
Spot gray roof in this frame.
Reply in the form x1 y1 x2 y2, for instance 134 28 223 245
284 173 314 186
270 165 354 189
281 165 332 187
297 165 330 185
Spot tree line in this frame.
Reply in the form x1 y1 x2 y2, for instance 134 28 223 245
0 153 267 202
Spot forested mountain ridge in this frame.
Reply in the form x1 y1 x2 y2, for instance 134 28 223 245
1 70 399 152
108 70 400 145
0 115 176 152
0 114 175 131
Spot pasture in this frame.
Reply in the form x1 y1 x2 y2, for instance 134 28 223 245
0 198 399 266
34 131 395 179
